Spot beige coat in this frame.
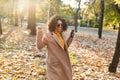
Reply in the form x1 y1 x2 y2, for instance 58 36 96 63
37 31 73 80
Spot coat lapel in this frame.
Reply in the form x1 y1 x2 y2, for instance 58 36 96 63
52 32 69 57
52 32 63 49
52 32 68 50
61 32 68 49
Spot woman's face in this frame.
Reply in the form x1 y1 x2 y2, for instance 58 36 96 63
55 20 63 33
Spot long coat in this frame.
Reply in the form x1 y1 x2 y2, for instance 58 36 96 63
37 31 73 80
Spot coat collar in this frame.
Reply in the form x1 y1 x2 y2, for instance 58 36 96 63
51 32 68 49
61 32 68 48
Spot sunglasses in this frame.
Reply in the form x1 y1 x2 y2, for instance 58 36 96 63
57 23 63 27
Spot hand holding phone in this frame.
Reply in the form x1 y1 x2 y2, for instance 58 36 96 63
70 30 75 38
37 26 43 32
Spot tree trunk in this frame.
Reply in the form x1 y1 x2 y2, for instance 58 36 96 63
20 17 23 27
113 24 116 30
74 10 78 32
98 0 104 39
14 0 18 26
115 4 120 14
15 9 18 26
0 18 2 35
92 1 98 22
109 26 120 73
27 0 31 29
20 10 24 27
8 0 14 25
27 0 36 35
74 0 81 32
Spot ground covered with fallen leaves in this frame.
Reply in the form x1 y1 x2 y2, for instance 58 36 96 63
0 26 120 80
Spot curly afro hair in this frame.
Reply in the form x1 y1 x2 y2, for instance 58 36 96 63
47 15 68 32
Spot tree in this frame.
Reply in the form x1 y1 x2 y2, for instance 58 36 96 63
109 25 120 73
59 4 74 25
35 0 74 24
14 0 18 26
91 0 99 22
0 17 2 35
0 4 2 35
36 0 49 23
8 0 14 25
20 9 24 27
27 0 36 35
0 0 8 35
0 2 3 35
104 0 120 29
74 0 81 32
86 0 97 27
49 0 62 16
109 3 120 73
98 0 104 39
80 0 101 28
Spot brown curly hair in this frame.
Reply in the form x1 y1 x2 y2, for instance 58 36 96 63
47 15 68 32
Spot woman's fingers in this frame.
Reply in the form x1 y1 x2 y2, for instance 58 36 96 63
37 26 43 32
70 30 75 38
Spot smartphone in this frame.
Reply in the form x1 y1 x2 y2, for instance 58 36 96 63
71 30 74 34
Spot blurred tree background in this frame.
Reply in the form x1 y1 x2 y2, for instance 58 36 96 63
0 0 120 35
0 0 120 79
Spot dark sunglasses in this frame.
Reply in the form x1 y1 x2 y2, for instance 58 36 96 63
57 23 63 27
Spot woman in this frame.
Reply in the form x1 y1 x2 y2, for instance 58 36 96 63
36 15 74 80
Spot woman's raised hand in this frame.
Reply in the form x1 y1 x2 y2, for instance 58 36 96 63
70 30 75 38
37 26 43 32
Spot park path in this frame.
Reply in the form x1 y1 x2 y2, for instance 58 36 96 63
68 26 118 37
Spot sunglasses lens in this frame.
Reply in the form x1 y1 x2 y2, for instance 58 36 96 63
57 24 63 27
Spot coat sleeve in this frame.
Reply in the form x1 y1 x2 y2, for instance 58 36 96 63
66 36 73 47
36 30 48 50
